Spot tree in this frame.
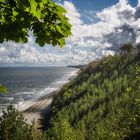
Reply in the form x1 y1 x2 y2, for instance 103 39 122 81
0 105 44 140
136 66 140 89
0 0 72 93
0 0 72 47
136 43 140 55
47 118 76 140
119 43 133 56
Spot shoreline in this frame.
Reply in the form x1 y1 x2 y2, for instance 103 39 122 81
20 68 80 128
22 90 58 127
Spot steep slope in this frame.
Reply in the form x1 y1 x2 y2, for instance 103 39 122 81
46 46 140 140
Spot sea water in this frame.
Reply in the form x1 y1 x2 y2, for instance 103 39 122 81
0 66 79 111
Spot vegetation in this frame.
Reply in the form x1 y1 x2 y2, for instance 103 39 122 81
3 1 140 140
45 43 140 140
1 43 140 140
0 84 7 94
119 43 134 55
0 0 71 47
0 0 72 93
0 105 45 140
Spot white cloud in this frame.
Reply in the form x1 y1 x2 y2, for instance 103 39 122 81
138 0 140 6
0 0 140 65
80 10 98 23
63 1 82 25
64 0 139 52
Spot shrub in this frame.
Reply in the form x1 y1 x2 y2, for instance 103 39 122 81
0 105 44 140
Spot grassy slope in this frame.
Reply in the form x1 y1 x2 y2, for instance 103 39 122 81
46 50 140 140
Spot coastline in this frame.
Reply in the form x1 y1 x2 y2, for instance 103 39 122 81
19 68 80 128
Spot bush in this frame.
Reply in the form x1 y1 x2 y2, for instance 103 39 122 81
119 43 133 55
0 105 44 140
46 45 140 140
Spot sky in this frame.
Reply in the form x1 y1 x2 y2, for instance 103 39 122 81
0 0 140 66
70 0 138 11
72 0 138 23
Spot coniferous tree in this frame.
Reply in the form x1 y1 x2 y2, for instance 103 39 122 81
0 105 44 140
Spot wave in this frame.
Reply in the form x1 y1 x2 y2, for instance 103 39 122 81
15 90 37 96
51 80 69 85
0 68 80 113
0 97 14 101
36 87 58 97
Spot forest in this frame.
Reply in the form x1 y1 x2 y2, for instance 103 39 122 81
1 0 140 139
45 43 140 140
1 43 140 140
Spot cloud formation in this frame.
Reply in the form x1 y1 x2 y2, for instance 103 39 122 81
0 0 140 65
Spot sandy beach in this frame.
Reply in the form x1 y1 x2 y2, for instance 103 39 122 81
22 91 57 128
19 69 80 129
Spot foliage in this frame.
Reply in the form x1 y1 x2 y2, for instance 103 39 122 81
45 45 140 140
119 43 134 55
46 118 76 140
1 44 140 140
0 84 7 94
0 0 71 93
136 66 140 89
136 43 140 51
0 105 44 140
0 0 71 47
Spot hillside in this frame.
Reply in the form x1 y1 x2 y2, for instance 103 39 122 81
46 44 140 140
1 44 140 140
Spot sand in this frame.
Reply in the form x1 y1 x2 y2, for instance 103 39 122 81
20 69 80 129
21 91 57 128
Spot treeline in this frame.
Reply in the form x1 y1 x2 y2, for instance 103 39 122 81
45 43 140 140
1 43 140 140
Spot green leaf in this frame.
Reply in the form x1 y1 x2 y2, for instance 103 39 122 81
57 5 67 13
0 84 7 94
56 25 64 35
58 39 65 48
12 9 18 16
0 0 72 47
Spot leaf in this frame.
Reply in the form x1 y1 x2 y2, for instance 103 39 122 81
58 39 65 48
12 8 18 16
0 84 7 94
56 25 64 35
0 0 72 47
57 5 67 13
30 0 41 19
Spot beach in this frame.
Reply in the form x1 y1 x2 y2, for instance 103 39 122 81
22 91 56 128
0 67 80 128
18 68 80 128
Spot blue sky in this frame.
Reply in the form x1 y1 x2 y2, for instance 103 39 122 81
71 0 119 11
64 0 137 11
0 0 140 66
69 0 138 23
68 0 138 11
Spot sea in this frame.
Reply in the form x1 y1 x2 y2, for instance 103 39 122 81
0 66 79 112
